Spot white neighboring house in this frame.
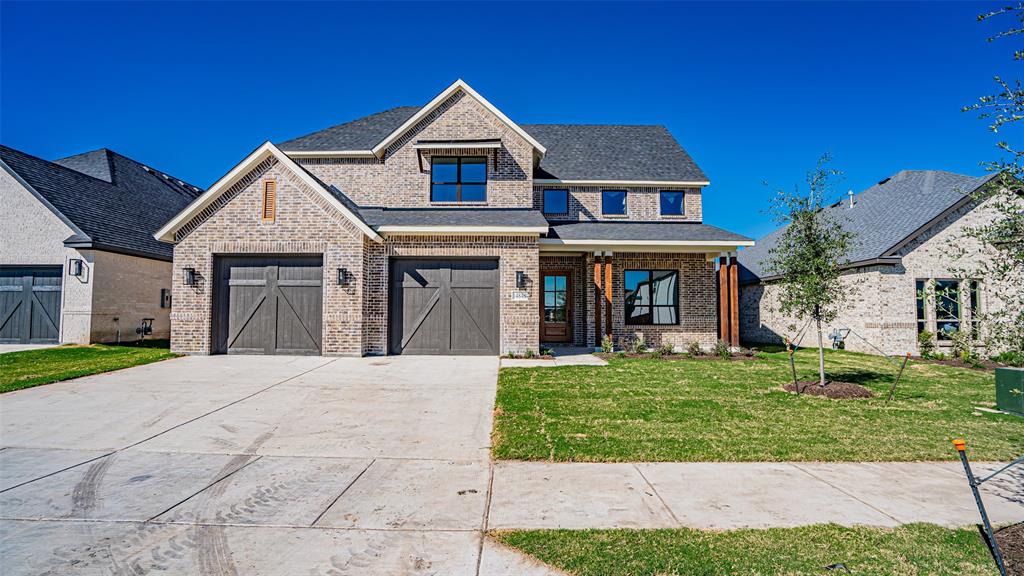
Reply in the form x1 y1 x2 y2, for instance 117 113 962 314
738 169 1018 356
0 145 201 344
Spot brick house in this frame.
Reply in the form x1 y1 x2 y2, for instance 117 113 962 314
1 145 201 344
155 80 752 356
737 169 1019 356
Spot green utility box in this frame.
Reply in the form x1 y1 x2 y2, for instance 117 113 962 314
995 367 1024 416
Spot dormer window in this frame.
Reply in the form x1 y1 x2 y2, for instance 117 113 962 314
660 191 684 216
431 156 486 202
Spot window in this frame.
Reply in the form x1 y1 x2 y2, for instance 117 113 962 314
969 280 981 339
915 279 927 334
261 180 276 221
543 189 568 214
660 191 684 216
602 190 627 215
934 279 960 340
543 275 568 322
624 270 678 325
431 156 486 202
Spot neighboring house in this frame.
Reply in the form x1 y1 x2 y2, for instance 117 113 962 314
738 169 1016 356
0 145 202 344
155 79 752 356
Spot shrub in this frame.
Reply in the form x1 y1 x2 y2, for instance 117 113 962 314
540 347 554 357
918 330 936 358
994 350 1024 367
950 330 979 365
659 343 676 356
523 348 535 359
715 339 732 360
601 335 614 353
687 341 703 357
629 334 647 354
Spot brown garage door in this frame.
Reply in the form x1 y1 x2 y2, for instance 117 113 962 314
213 256 322 355
0 266 62 344
389 259 499 355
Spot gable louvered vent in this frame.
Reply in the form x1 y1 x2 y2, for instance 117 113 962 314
262 180 276 221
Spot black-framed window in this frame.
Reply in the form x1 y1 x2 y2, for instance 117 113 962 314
934 279 960 340
624 269 678 325
543 189 568 214
969 280 981 339
431 156 486 202
915 279 927 334
660 191 684 216
602 190 627 215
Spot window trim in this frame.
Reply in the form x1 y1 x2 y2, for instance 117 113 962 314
602 189 627 216
542 188 569 215
659 190 685 217
430 156 487 203
624 269 679 326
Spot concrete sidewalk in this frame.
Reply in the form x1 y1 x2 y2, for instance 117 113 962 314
489 461 1023 530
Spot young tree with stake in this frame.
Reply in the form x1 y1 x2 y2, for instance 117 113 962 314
764 155 856 387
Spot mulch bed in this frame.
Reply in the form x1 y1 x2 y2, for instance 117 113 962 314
997 522 1024 576
782 380 874 399
598 353 758 362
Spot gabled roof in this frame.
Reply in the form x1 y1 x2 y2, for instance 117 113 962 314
525 124 708 183
0 144 202 261
276 81 707 184
737 169 999 283
154 141 382 243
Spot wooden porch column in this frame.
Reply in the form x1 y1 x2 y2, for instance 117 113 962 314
729 255 740 347
718 255 730 342
593 253 603 347
604 252 613 342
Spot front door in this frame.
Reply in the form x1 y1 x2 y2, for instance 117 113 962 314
540 271 571 343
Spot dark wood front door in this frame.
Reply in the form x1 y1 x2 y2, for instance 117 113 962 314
540 271 571 343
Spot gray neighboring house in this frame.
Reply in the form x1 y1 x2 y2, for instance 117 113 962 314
737 169 1017 356
0 145 201 344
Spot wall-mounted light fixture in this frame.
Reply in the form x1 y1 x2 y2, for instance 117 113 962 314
337 267 350 286
183 267 197 286
69 259 84 277
516 271 527 289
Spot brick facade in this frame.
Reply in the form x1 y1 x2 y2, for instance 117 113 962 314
740 196 1021 355
534 185 702 222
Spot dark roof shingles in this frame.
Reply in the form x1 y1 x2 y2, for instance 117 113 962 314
547 221 751 243
359 207 548 229
279 106 420 151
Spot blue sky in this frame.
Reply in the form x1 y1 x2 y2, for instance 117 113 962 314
0 1 1011 239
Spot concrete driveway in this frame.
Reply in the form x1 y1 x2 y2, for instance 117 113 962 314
0 355 556 576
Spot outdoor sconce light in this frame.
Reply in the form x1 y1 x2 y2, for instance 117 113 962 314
182 267 197 286
69 259 84 277
516 271 527 289
337 267 350 286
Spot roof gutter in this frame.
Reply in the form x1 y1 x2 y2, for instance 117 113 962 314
63 237 172 262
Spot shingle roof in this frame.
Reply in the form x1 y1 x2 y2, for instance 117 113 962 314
0 145 202 260
279 107 420 151
737 169 997 283
358 207 548 229
523 124 708 182
277 109 708 182
546 221 752 243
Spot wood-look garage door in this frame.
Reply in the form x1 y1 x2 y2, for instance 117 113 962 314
214 256 323 355
0 266 62 344
389 259 499 355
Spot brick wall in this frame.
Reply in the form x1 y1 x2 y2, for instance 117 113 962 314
170 157 365 355
740 195 1022 355
534 185 702 222
361 234 539 355
300 90 534 209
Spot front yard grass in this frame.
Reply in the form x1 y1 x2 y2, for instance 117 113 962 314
0 341 178 393
492 348 1023 461
492 523 1001 576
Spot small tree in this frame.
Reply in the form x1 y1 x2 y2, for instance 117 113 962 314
764 154 856 386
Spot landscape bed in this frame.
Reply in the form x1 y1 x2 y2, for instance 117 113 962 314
492 348 1023 462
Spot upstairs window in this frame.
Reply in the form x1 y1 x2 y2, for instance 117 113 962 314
543 189 568 214
660 191 685 216
431 156 486 202
624 270 678 325
602 190 627 215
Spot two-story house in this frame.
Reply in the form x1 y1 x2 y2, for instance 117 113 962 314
155 80 753 356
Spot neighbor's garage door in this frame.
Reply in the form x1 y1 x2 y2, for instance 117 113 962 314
214 256 323 355
389 259 499 355
0 266 62 344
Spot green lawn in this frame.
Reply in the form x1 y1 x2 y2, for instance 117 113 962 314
0 341 178 393
493 348 1023 462
493 524 1001 576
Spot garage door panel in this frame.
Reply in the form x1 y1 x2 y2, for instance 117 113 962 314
389 259 498 356
218 256 322 356
0 266 62 344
